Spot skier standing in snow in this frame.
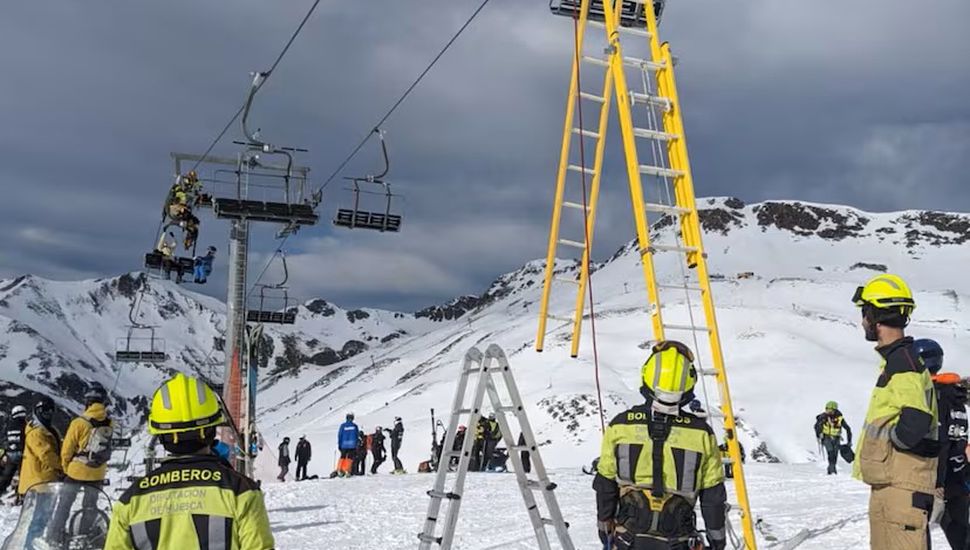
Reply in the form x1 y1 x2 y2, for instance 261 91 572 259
482 413 500 472
353 428 368 476
277 436 291 481
386 417 406 474
370 426 386 474
471 418 486 471
852 275 939 550
337 413 359 477
517 432 531 474
47 384 114 543
295 435 311 481
593 341 727 550
915 338 970 550
0 405 27 497
814 401 852 475
105 374 274 549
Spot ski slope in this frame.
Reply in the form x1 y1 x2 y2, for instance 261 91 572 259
0 464 953 549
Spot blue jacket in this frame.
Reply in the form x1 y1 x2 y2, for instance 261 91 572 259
338 422 359 451
194 253 215 277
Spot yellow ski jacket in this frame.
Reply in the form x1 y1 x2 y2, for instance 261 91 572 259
61 403 112 481
17 420 61 495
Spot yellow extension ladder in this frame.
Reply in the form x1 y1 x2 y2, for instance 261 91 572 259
536 1 757 548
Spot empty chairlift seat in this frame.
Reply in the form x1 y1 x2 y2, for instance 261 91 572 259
213 198 318 226
549 0 651 28
116 327 167 363
333 209 402 232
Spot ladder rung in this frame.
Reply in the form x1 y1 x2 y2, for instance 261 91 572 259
547 314 575 323
639 244 698 255
525 479 558 491
633 127 678 141
663 323 711 333
495 405 518 413
558 238 587 249
572 127 600 139
639 165 684 179
581 55 610 67
427 489 461 500
657 283 704 292
643 203 689 215
455 408 474 414
541 518 556 526
579 91 605 103
700 368 718 376
417 534 442 544
555 277 580 285
562 201 590 211
510 445 532 452
630 92 672 110
622 56 665 71
567 164 596 176
587 19 652 37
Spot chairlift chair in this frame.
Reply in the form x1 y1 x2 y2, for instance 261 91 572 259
333 129 403 233
246 252 296 325
548 0 661 28
115 326 167 363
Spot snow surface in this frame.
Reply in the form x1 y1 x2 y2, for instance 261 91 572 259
0 464 956 549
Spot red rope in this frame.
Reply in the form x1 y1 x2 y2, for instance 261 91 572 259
572 15 606 434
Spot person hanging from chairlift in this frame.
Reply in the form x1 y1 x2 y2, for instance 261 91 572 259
193 246 217 284
155 232 182 282
182 213 200 251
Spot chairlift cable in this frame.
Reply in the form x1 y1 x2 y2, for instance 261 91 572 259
187 0 323 174
319 0 494 191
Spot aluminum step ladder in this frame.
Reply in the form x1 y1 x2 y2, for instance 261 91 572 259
417 345 575 550
537 1 757 548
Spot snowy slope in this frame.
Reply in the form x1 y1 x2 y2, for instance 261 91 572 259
1 198 969 471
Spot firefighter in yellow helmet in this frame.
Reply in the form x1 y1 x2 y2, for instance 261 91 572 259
593 341 727 550
104 374 274 550
851 274 939 550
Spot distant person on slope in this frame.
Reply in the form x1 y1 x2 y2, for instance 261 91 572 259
277 436 291 481
471 417 486 471
814 401 852 475
481 413 500 472
386 417 405 474
295 435 312 481
104 374 273 550
337 414 360 477
852 275 939 550
917 338 970 550
593 341 727 550
0 405 28 497
46 383 114 544
353 428 368 476
370 426 386 474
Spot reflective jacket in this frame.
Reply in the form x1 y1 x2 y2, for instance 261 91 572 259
593 404 726 543
814 411 852 442
854 337 939 492
62 403 112 481
934 377 969 497
104 454 274 550
3 415 26 461
18 419 62 495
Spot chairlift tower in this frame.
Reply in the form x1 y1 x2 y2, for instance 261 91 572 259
170 72 319 476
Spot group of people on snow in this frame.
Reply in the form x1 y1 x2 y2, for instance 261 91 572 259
0 384 115 548
153 170 217 284
590 273 968 550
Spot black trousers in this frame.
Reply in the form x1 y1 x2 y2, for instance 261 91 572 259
482 439 498 471
391 441 403 471
353 452 366 475
0 460 19 495
295 460 308 480
822 436 839 472
470 440 483 471
47 478 102 540
371 450 385 474
941 492 970 550
521 451 531 474
614 533 694 550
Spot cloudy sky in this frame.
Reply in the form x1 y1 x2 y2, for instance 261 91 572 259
0 0 967 311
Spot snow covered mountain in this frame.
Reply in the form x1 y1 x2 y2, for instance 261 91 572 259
2 198 969 473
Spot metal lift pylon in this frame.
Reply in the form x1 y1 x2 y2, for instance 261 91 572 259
417 345 575 550
538 1 757 548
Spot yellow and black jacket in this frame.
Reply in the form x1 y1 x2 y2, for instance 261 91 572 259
854 336 939 492
17 420 62 495
104 454 274 550
594 404 726 543
61 403 112 482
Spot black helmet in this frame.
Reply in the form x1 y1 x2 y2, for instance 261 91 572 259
34 397 55 423
347 413 355 422
283 436 290 443
84 382 108 406
913 338 944 375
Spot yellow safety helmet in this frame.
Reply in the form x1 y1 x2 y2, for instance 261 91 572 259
852 274 915 317
148 373 225 438
640 340 697 414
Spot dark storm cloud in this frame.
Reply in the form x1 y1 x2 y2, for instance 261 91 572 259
0 0 967 311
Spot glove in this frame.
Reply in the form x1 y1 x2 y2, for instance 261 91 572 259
931 488 945 524
597 520 614 549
